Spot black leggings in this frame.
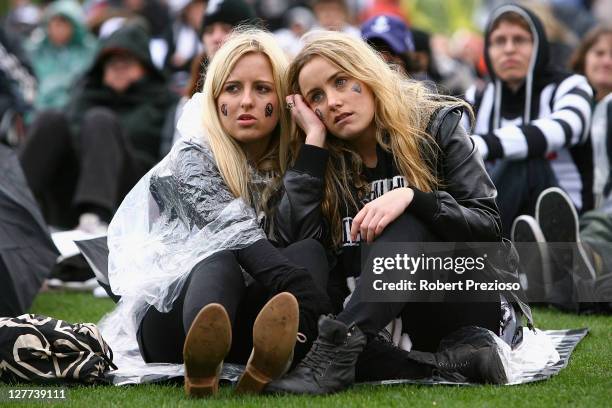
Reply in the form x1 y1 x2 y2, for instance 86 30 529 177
338 213 500 352
137 239 330 364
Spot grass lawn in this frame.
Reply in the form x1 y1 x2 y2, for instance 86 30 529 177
1 291 611 407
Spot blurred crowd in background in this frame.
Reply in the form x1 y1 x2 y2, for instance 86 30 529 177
1 0 610 219
3 0 609 122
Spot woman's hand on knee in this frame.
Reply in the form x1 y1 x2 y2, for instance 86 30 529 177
286 94 326 147
350 188 415 243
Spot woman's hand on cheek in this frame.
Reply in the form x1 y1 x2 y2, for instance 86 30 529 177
350 188 415 243
286 94 327 147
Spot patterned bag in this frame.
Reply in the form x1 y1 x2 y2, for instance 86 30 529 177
0 314 115 384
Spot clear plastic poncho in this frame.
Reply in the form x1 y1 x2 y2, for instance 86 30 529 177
98 93 266 381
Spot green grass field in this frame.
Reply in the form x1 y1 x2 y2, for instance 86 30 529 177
2 291 611 407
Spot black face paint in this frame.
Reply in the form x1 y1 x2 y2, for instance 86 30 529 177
265 103 273 117
351 83 362 94
315 109 323 120
221 104 228 117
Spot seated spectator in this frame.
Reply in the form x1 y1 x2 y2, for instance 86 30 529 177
25 0 97 112
465 4 593 236
512 26 612 314
19 21 178 233
570 25 612 208
360 14 414 76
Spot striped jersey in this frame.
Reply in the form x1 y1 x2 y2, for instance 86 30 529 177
466 74 594 210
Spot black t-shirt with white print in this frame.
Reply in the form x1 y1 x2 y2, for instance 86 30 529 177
341 144 407 280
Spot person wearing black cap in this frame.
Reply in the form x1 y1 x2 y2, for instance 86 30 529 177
360 14 414 75
466 4 594 237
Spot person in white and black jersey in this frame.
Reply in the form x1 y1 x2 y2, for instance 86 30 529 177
265 31 532 395
570 25 612 208
465 4 594 236
511 27 612 315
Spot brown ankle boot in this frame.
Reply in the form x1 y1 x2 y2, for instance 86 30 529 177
235 292 299 394
183 303 232 397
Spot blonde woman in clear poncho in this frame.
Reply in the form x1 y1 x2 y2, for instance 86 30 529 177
103 29 332 397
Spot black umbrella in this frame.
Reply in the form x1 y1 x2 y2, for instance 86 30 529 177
0 144 58 316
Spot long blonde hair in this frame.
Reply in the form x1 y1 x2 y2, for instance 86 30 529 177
287 31 472 247
201 28 291 208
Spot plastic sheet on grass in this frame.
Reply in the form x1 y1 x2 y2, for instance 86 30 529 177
103 327 587 386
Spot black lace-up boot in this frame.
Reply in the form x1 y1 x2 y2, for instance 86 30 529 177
355 335 432 382
407 326 508 384
264 315 366 395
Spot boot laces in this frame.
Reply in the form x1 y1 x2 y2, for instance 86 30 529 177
298 337 338 377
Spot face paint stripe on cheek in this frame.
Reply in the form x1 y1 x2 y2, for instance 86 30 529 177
221 104 228 117
351 83 362 94
265 103 273 117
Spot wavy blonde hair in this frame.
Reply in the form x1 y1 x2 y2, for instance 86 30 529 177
201 28 291 208
287 31 472 247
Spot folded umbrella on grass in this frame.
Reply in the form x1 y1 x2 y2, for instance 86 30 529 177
0 144 58 317
74 236 120 303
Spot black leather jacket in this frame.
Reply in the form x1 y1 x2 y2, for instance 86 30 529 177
274 105 533 327
275 106 502 245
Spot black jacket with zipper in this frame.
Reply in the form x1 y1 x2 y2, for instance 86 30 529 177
274 105 533 327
